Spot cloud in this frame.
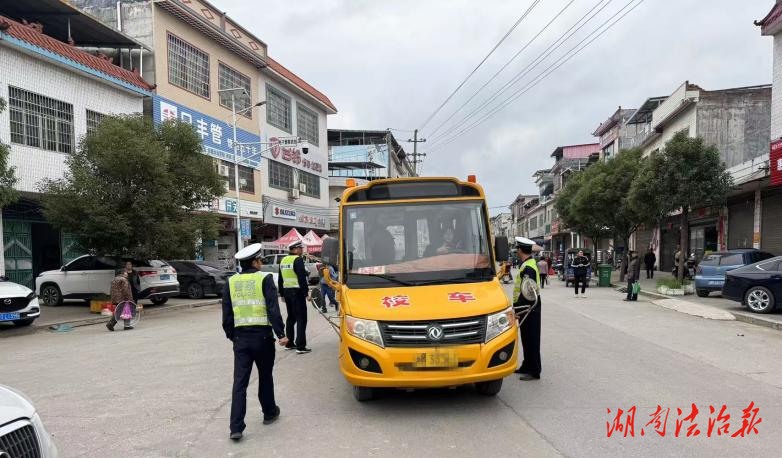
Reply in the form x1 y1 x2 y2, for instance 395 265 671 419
222 0 773 212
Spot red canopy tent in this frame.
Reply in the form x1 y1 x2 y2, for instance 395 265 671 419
263 229 322 253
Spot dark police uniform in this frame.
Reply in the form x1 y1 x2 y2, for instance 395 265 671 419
513 241 542 380
278 245 310 351
222 264 285 436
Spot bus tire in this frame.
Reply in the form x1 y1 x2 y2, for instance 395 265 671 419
353 386 374 402
475 379 503 396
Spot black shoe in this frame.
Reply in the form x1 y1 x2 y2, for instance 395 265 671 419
514 367 525 374
263 406 280 425
229 431 242 441
320 307 327 313
519 373 540 381
106 323 114 332
124 325 134 330
296 347 312 354
284 344 296 351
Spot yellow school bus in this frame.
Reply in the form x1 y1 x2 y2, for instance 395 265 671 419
321 176 517 401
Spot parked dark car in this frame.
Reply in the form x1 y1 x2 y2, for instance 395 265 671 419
168 260 234 299
694 249 774 297
722 256 781 314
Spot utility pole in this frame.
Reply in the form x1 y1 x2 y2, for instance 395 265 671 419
406 129 426 176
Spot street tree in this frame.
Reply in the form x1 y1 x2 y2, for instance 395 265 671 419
40 115 226 260
0 98 19 208
554 165 609 267
629 131 733 280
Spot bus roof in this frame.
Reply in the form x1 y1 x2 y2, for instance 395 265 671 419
342 177 485 203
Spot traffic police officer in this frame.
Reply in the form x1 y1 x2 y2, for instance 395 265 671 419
512 236 542 381
278 241 311 354
222 243 288 441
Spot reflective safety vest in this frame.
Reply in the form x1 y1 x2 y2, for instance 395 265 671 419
280 255 300 289
513 257 540 302
229 271 270 327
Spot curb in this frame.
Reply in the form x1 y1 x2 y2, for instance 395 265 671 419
4 299 221 337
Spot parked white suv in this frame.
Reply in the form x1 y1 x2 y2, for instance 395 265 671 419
0 385 59 457
0 278 40 327
260 254 319 285
35 255 179 307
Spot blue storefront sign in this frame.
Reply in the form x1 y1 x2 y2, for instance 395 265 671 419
240 219 251 240
152 95 263 168
225 199 237 214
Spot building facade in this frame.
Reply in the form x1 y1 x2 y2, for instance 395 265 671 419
74 0 336 267
592 107 636 162
0 9 152 286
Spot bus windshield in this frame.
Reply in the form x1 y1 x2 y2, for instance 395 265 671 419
342 200 494 288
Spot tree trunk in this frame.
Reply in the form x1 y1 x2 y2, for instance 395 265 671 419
678 208 688 281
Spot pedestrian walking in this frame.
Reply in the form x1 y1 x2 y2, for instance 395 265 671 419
513 237 542 381
624 251 641 301
278 241 311 354
571 250 590 298
106 268 137 331
537 257 548 288
223 243 288 441
644 248 656 279
123 261 140 303
320 263 339 311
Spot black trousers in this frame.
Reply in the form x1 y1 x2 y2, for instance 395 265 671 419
230 331 276 434
646 266 655 279
518 304 542 377
283 290 308 349
574 274 587 294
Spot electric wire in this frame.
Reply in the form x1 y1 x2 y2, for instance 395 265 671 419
417 0 542 130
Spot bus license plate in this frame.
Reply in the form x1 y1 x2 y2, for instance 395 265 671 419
160 275 170 281
414 351 458 369
0 312 20 321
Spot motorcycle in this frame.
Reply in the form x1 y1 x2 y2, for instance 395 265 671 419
672 253 697 279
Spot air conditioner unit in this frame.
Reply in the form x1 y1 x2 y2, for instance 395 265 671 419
290 188 300 199
299 183 307 193
219 164 230 177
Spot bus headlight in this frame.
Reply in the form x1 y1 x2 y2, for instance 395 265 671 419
345 315 384 348
485 306 515 342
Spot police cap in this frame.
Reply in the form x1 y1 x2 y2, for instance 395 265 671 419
514 236 536 249
288 241 303 250
235 243 264 261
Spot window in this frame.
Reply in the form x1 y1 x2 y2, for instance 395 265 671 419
719 254 744 266
167 33 210 98
299 170 320 198
750 251 774 263
216 160 255 193
218 63 252 117
86 109 104 135
269 160 294 190
296 103 319 145
266 85 291 132
65 256 94 271
94 256 118 270
755 260 781 272
9 86 74 153
700 254 721 266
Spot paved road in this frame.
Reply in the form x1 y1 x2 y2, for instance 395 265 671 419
0 282 779 457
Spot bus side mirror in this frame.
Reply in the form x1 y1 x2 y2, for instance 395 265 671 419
321 236 339 267
494 237 509 262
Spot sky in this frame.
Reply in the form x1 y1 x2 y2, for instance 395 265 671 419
220 0 775 214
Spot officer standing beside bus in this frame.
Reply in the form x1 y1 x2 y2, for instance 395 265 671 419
222 243 288 441
512 237 542 381
278 241 311 354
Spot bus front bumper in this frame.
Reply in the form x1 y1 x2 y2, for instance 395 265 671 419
340 329 518 388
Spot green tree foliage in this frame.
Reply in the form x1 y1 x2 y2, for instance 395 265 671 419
40 115 225 260
629 131 733 280
0 98 19 207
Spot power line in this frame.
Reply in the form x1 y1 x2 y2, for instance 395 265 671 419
417 0 542 130
426 0 582 139
428 0 643 153
428 0 616 146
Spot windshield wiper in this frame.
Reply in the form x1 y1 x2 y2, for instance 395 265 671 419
350 273 417 286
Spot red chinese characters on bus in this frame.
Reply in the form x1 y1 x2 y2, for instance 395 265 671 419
447 292 476 303
382 295 411 308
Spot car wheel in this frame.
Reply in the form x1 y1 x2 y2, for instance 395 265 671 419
40 284 62 307
353 386 374 402
475 379 503 396
12 318 35 327
745 286 775 314
696 289 710 297
150 297 169 305
186 283 205 300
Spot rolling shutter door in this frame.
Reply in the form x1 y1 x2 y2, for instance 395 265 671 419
635 228 654 251
728 199 754 249
761 188 781 255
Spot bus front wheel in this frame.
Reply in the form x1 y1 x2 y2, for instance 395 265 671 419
353 386 374 402
475 379 503 396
